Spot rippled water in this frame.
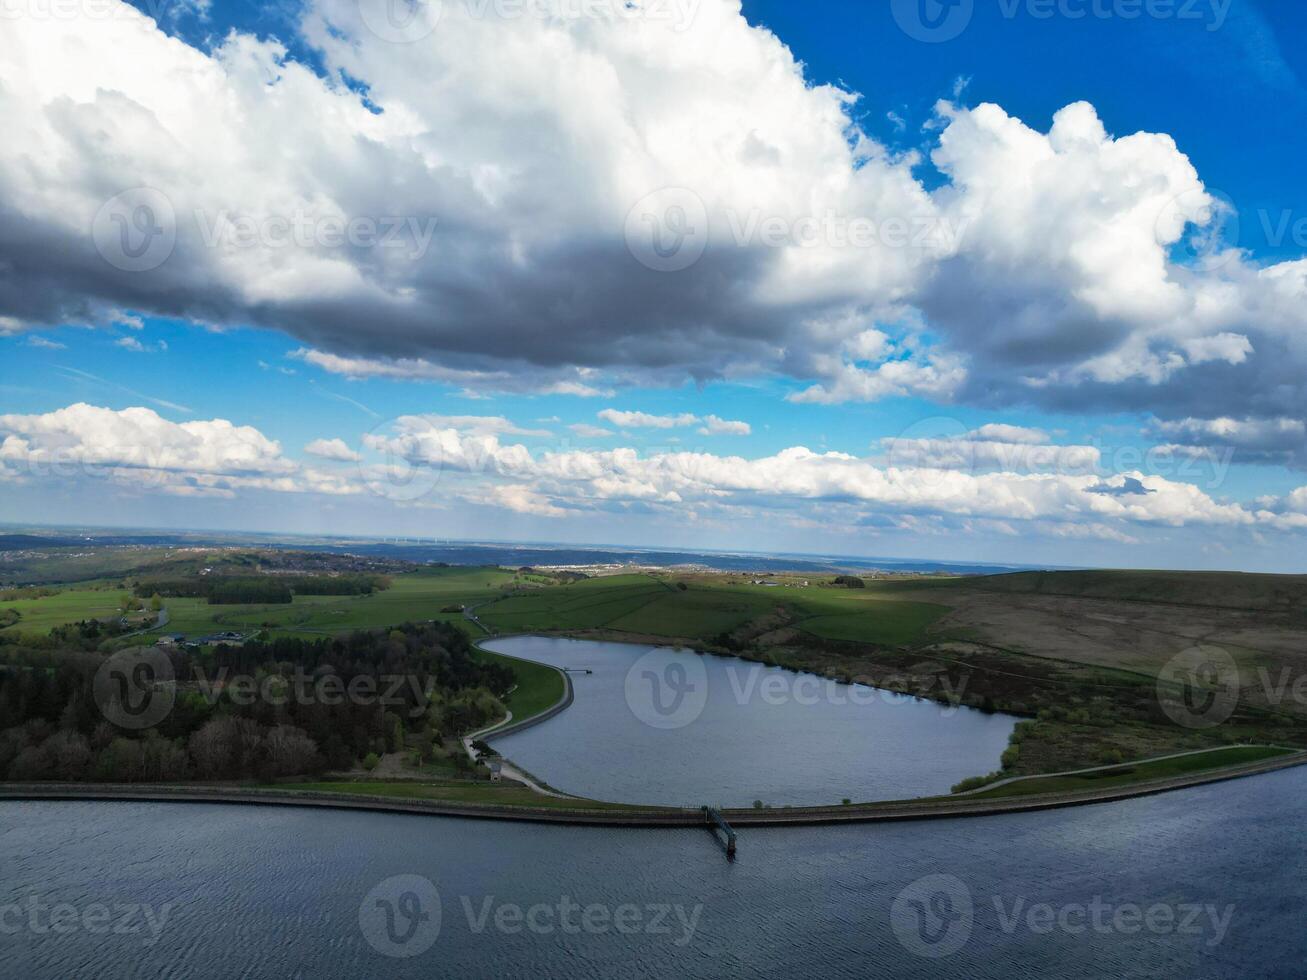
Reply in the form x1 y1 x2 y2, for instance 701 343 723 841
483 636 1018 806
4 767 1306 978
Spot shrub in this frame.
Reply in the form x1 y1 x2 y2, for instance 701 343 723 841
1011 720 1037 743
951 773 1001 793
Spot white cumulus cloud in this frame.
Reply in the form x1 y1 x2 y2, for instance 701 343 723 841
304 437 362 463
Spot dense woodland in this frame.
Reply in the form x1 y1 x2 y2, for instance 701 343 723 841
0 622 510 783
133 574 388 605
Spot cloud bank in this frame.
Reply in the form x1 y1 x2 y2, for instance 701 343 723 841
1 0 1303 448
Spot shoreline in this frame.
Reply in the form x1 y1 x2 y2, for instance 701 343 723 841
465 631 1301 819
473 635 576 741
4 750 1304 828
9 635 1297 831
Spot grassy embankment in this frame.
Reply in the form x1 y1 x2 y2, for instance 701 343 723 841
288 745 1297 812
472 645 567 724
289 780 636 810
967 745 1293 798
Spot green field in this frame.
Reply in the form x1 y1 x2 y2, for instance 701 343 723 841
783 590 951 646
151 567 520 639
479 573 784 636
3 567 950 650
477 573 950 646
0 586 134 634
968 746 1292 799
478 575 682 632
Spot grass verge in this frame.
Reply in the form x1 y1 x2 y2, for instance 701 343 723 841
967 745 1294 799
473 643 567 725
290 780 636 810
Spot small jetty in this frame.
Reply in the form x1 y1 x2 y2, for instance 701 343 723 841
703 806 737 860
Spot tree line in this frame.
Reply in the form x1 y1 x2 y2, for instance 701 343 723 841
0 621 511 784
132 574 389 606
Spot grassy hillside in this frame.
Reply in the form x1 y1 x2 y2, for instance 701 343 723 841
971 569 1307 612
477 573 951 646
1 567 521 639
479 573 790 637
0 586 134 634
793 602 951 646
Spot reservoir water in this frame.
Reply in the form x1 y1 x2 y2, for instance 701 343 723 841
482 636 1018 806
4 766 1306 978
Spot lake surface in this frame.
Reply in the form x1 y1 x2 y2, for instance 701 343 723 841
483 636 1018 807
4 767 1306 978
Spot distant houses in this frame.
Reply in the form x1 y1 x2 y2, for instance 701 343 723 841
156 630 246 649
195 630 247 646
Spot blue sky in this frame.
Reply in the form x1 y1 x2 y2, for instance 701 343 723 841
2 0 1307 570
